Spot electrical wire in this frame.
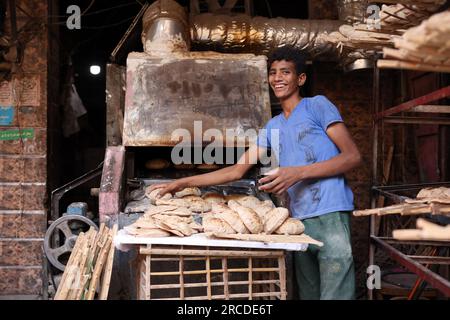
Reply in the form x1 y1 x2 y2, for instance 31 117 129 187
49 15 136 28
81 0 96 16
47 1 141 19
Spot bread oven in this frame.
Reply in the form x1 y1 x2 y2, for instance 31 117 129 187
99 0 272 228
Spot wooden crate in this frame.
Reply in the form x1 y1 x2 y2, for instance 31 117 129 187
136 245 287 300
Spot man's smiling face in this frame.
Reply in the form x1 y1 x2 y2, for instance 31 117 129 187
268 60 305 101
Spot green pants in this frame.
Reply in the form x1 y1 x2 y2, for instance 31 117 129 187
294 211 355 300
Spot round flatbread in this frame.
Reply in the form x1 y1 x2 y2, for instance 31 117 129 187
202 192 226 204
124 225 171 237
263 207 289 234
145 186 172 204
225 194 248 203
237 195 261 208
203 216 236 234
196 163 220 170
174 163 196 170
145 158 170 170
275 218 305 235
175 187 201 198
155 198 191 208
227 200 263 234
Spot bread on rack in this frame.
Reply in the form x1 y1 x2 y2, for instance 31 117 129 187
274 218 305 235
227 200 263 234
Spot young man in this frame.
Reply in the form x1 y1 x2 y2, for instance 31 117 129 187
151 46 362 300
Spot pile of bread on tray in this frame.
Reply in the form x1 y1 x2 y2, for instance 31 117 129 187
124 187 304 238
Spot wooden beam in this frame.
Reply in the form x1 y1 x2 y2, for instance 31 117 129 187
378 59 450 73
408 105 450 113
375 84 450 119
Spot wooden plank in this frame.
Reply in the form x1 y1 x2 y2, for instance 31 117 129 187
206 255 211 299
209 233 324 247
179 255 184 299
71 228 96 300
378 59 450 73
278 256 287 300
248 257 253 300
149 279 280 289
149 267 281 276
85 234 112 300
152 292 282 300
54 232 85 300
222 257 229 300
99 224 118 300
54 233 86 300
409 105 450 113
139 247 284 257
145 247 151 300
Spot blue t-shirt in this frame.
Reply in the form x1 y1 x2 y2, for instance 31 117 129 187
257 95 354 220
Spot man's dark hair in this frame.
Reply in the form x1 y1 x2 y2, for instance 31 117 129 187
268 46 307 75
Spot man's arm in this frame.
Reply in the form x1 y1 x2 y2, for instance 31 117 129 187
151 144 265 195
259 122 362 194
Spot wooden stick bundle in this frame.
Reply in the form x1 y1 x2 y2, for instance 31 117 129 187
54 223 118 300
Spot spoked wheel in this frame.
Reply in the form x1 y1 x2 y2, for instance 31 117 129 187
44 215 98 271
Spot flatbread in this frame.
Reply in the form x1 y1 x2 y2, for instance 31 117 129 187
416 187 450 199
252 204 273 219
228 200 263 234
145 159 170 170
175 187 201 198
202 192 226 204
123 225 171 237
145 187 172 204
275 218 305 235
225 194 248 203
264 207 289 234
215 206 249 234
237 196 262 208
155 198 191 208
196 163 220 170
174 163 196 170
144 205 180 216
202 216 236 234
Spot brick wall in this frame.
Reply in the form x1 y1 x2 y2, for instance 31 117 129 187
0 0 51 297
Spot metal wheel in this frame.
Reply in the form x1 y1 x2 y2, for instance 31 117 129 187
44 215 98 271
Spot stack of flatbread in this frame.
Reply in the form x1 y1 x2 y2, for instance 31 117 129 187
204 195 305 236
124 213 202 237
124 186 209 237
124 188 305 238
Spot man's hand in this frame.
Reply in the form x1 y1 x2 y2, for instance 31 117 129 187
149 180 187 196
258 167 305 194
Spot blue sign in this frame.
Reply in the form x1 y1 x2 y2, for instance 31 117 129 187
0 106 14 125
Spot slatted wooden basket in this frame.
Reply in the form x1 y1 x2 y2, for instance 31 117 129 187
136 244 287 300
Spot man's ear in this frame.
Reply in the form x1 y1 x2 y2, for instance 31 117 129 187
297 73 307 87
